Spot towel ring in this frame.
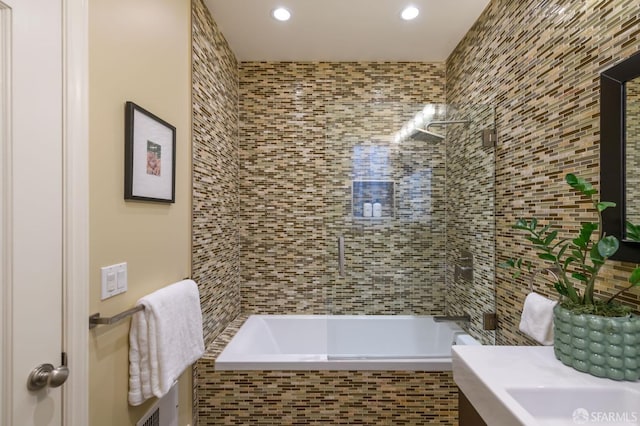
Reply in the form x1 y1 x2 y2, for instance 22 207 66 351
528 267 560 293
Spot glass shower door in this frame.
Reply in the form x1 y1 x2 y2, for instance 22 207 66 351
323 103 450 358
323 103 448 317
322 102 496 354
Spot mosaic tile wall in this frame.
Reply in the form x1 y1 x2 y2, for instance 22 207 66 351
196 317 458 426
239 62 448 315
446 0 640 346
627 81 640 224
192 0 240 348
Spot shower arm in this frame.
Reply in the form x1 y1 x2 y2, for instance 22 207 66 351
411 119 471 140
424 120 471 131
412 127 446 139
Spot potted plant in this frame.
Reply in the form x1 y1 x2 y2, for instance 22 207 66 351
505 174 640 381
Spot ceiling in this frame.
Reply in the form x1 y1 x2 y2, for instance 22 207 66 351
204 0 490 62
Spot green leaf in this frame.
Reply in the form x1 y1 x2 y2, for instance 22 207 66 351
589 245 604 265
514 218 529 230
563 256 577 270
543 230 558 246
572 272 588 282
626 221 640 242
526 236 544 245
573 237 587 249
566 174 597 196
538 253 556 262
597 236 619 258
597 201 616 212
573 223 597 249
554 281 569 297
531 218 538 230
499 260 515 269
629 267 640 285
565 173 579 186
556 244 569 262
571 249 583 259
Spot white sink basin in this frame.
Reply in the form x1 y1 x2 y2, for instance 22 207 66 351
452 346 640 426
506 387 640 425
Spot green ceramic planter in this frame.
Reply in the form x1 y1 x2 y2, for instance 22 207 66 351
553 304 640 381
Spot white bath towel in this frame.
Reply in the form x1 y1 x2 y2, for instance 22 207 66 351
519 292 557 345
128 279 204 406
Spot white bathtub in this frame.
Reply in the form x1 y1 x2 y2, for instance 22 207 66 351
215 315 480 371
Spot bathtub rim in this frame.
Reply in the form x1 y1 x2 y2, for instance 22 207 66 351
214 314 478 371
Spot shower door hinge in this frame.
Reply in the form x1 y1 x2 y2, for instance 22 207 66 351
482 128 497 148
483 313 497 330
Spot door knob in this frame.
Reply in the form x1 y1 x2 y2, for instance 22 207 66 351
27 363 69 391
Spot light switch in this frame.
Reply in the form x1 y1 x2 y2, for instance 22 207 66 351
106 272 116 291
116 264 127 290
101 262 128 300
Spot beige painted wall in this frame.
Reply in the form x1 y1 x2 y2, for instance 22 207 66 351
88 0 192 425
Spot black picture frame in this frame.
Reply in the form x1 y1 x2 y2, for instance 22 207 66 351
600 51 640 262
124 101 176 203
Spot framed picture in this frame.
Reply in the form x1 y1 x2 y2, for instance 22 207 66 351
124 101 176 203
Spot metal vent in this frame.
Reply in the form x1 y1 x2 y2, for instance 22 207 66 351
135 383 178 426
138 408 159 426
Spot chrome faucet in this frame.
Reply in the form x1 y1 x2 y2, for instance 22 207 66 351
434 314 471 323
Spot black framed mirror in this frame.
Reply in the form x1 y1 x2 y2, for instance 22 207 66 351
600 50 640 262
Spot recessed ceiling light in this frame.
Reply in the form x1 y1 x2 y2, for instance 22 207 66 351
401 6 419 21
272 7 291 21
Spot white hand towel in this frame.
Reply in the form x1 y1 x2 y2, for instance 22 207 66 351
128 279 204 406
519 292 557 345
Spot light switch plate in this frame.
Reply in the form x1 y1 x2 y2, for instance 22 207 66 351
101 262 127 300
106 271 116 292
116 263 127 291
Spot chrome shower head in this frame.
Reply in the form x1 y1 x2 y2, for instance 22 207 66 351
410 128 445 142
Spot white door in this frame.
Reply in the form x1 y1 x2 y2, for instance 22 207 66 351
1 0 65 425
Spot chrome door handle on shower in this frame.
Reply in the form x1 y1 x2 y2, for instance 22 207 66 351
338 236 345 276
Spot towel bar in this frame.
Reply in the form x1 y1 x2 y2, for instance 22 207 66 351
89 306 144 329
89 277 191 329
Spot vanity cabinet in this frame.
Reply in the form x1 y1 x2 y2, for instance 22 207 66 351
458 388 487 426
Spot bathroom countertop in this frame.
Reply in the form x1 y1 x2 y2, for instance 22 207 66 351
452 346 640 425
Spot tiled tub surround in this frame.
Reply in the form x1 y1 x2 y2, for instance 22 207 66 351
446 0 640 346
239 62 448 316
196 316 460 426
192 0 241 348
